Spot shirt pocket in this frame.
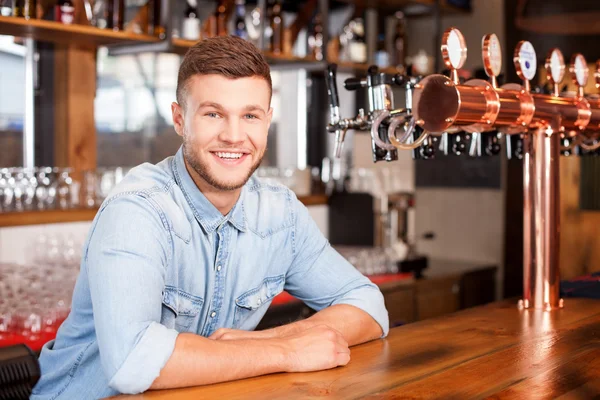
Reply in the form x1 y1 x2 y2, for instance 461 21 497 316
161 286 204 332
233 275 285 328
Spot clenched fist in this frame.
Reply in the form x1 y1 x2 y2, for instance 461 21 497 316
282 325 351 372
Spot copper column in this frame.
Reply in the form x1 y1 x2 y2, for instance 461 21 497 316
520 126 563 310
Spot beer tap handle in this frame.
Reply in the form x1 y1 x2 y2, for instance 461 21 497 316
419 135 436 159
344 77 365 91
326 64 340 124
326 64 346 158
392 74 407 86
484 132 502 156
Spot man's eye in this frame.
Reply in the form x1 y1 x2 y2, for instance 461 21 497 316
207 112 220 118
245 114 258 119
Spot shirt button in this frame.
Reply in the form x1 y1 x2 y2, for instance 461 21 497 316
217 265 222 272
210 311 217 318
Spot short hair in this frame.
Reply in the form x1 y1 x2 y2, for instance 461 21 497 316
176 36 272 109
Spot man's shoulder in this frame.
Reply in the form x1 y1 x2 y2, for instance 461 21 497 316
97 157 192 239
108 157 175 199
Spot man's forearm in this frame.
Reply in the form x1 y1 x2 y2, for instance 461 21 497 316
150 333 287 390
266 304 383 346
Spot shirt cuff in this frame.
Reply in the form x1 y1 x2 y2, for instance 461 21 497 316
332 285 390 338
108 322 179 394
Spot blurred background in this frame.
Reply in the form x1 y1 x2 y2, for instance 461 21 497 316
0 0 599 352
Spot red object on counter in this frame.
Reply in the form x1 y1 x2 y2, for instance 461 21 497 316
271 272 412 306
0 273 412 351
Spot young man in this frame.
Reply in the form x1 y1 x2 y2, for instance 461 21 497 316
32 36 388 399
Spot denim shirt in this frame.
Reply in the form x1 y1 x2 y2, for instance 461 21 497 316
32 147 389 399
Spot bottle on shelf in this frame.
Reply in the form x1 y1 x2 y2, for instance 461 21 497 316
233 0 248 40
348 17 367 63
182 1 201 41
205 0 227 38
374 33 390 68
393 12 407 73
269 0 284 54
147 0 166 39
217 1 227 36
13 0 36 19
55 0 75 25
307 12 324 61
106 0 124 31
1 0 12 16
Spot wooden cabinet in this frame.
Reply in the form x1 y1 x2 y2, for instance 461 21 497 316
259 263 497 331
381 285 417 328
415 274 461 320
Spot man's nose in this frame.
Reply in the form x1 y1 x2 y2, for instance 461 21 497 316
219 118 245 143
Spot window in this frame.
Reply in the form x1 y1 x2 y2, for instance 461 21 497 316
0 35 25 167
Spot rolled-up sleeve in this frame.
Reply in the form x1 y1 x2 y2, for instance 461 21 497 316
86 195 178 394
284 195 389 337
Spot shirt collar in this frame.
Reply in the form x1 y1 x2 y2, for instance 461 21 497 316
172 147 247 233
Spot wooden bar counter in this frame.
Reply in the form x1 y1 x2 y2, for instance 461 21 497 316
112 298 600 399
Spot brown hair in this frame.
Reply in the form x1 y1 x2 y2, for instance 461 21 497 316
176 36 272 109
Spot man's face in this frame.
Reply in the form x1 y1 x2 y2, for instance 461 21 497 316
172 74 272 191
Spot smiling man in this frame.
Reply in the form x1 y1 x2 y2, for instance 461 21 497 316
31 36 388 399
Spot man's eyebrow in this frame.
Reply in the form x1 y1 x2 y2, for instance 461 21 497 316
243 104 267 114
198 101 226 110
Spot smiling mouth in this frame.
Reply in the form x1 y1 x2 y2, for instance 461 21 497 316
210 151 250 165
214 151 244 159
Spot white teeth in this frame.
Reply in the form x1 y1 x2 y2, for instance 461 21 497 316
216 152 243 159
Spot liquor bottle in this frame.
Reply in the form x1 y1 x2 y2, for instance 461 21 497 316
55 0 75 25
393 12 406 72
374 33 390 68
216 0 227 36
106 0 124 31
269 0 284 53
13 0 36 19
182 1 201 40
233 0 247 40
348 17 366 63
307 13 323 61
205 0 227 38
0 0 12 16
147 0 165 38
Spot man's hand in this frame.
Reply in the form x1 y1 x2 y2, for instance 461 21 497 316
209 328 275 341
282 325 351 372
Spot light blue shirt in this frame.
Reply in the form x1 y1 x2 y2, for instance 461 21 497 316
32 147 389 399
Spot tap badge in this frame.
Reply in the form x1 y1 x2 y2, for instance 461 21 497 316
442 27 467 70
571 54 589 87
482 33 502 78
517 41 537 81
549 49 565 84
545 48 565 85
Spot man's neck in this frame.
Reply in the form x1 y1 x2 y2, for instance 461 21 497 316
183 159 241 215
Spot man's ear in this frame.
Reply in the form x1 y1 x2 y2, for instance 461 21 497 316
172 102 184 137
266 107 273 132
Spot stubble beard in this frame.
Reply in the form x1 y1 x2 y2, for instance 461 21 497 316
182 133 264 192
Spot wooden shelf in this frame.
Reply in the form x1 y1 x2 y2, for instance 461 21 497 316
0 195 328 228
337 0 470 15
0 16 158 47
171 38 199 55
335 61 402 75
515 12 600 35
171 38 319 66
0 208 98 228
297 194 328 206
